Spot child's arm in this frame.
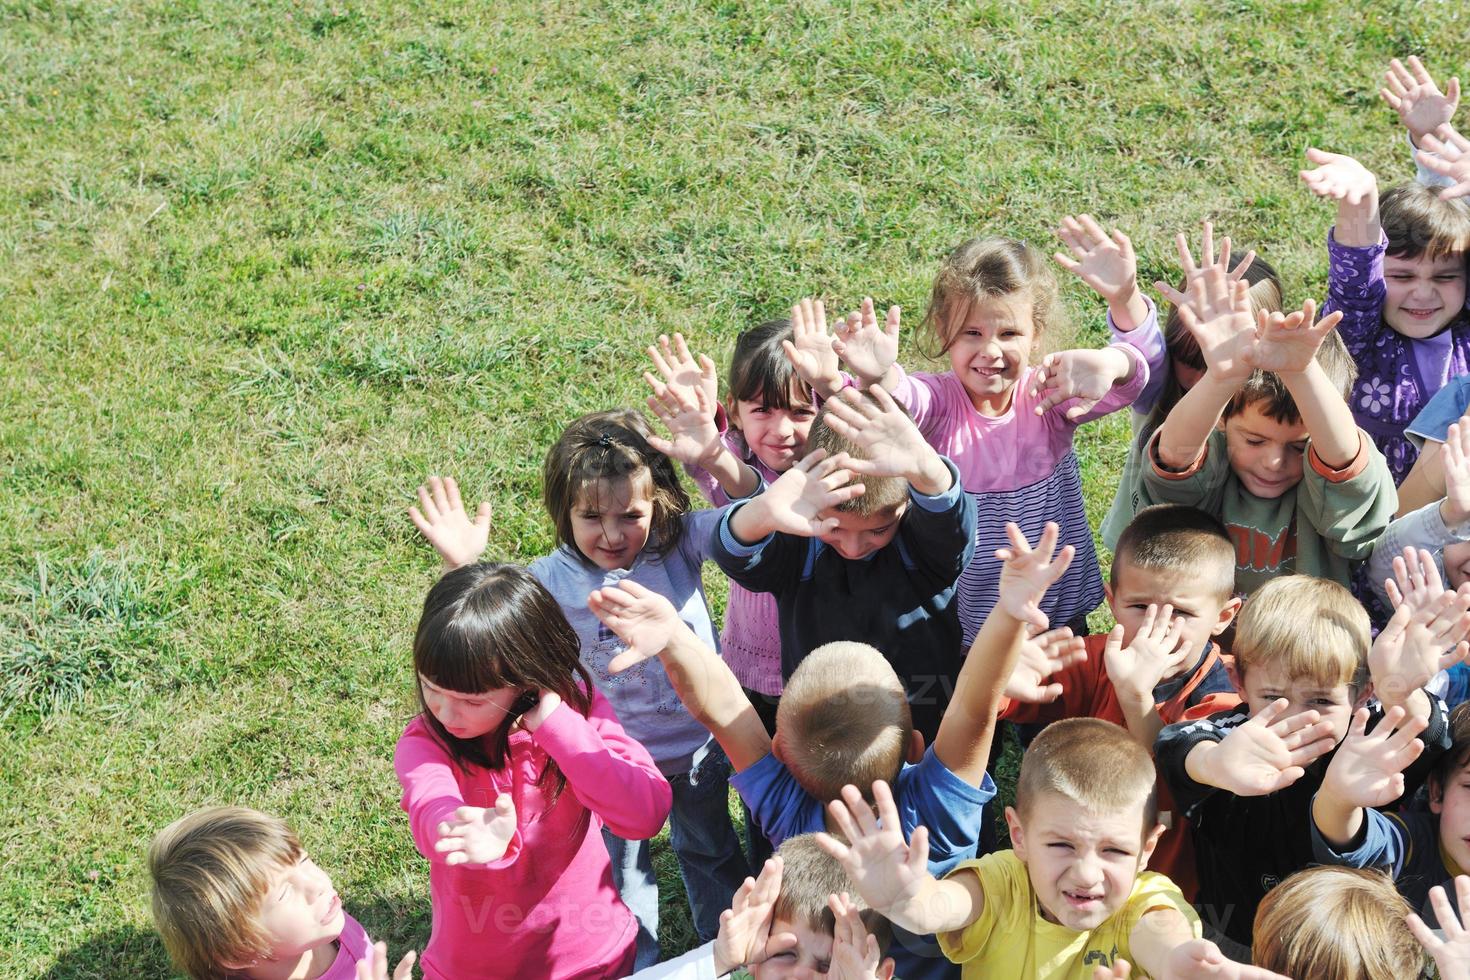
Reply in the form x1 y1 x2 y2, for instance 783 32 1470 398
816 781 985 937
1054 213 1150 331
1249 299 1356 469
703 857 799 978
1300 148 1381 248
588 579 773 772
1368 552 1470 722
819 385 952 495
934 521 1074 785
408 475 491 572
644 333 760 500
1181 698 1337 796
783 297 847 400
1382 56 1462 150
1152 268 1257 470
1419 124 1470 200
1028 344 1145 421
1129 923 1291 980
431 793 518 866
725 448 866 545
394 725 522 869
832 297 903 392
1102 604 1194 748
1408 876 1470 980
1311 705 1427 849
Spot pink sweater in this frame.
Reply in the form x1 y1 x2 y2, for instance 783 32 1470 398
394 689 672 980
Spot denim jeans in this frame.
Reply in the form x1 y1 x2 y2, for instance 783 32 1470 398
603 740 750 969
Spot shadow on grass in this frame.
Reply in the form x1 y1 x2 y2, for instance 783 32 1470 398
38 925 174 979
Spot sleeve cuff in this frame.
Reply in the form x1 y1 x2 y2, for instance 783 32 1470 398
909 456 964 512
719 500 772 557
1307 430 1370 483
1147 428 1208 479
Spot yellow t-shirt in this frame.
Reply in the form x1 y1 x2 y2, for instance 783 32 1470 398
937 851 1200 979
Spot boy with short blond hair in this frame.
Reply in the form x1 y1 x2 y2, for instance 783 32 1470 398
1155 567 1470 950
1138 265 1397 597
148 806 413 980
816 718 1278 979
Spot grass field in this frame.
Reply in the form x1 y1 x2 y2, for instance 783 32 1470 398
3 0 1468 974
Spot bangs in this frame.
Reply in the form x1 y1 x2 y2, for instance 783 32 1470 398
729 352 810 411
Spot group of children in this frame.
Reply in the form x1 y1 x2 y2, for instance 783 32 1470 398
144 56 1470 980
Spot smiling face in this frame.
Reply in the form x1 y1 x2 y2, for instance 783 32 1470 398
1106 564 1240 679
1008 792 1162 932
734 393 816 473
570 474 654 570
1382 251 1467 340
945 292 1038 416
1433 757 1470 874
1220 401 1308 499
419 674 521 741
1238 661 1359 746
815 502 907 560
246 855 345 974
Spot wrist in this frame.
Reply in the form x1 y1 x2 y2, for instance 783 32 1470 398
908 453 953 496
1443 497 1470 528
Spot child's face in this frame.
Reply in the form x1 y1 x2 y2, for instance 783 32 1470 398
1106 563 1241 677
946 293 1038 415
1238 661 1358 745
250 855 345 970
420 674 521 740
1007 792 1162 932
734 395 816 473
571 476 654 570
1220 403 1308 499
1432 759 1470 874
1382 251 1466 340
750 914 896 980
815 502 907 560
1445 540 1470 591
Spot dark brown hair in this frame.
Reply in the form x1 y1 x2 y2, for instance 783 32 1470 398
727 318 814 415
1221 327 1356 424
413 563 594 799
542 409 690 564
1381 181 1470 261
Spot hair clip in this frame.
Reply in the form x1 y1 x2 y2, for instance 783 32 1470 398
597 434 615 448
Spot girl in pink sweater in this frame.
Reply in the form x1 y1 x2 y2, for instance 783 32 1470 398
394 563 672 980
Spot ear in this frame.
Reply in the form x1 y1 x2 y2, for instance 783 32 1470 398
1430 773 1446 815
1139 821 1167 870
1227 658 1246 698
906 728 925 764
1352 683 1373 711
1212 596 1243 636
1102 579 1115 607
877 956 898 980
1005 806 1026 862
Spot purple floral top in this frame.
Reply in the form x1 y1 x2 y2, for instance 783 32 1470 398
1323 228 1470 484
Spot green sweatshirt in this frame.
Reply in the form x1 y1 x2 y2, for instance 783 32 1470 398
1137 428 1397 597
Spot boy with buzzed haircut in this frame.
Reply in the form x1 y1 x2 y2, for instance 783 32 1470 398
1139 265 1397 598
1155 570 1470 951
817 718 1285 979
709 384 976 742
590 521 1075 980
997 504 1244 900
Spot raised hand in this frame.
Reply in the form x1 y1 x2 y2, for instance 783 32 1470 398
434 794 517 865
1408 875 1470 980
1248 299 1344 376
1369 589 1470 709
1419 124 1470 200
1385 545 1449 615
355 940 417 980
819 386 950 493
1155 220 1255 315
1161 939 1293 979
645 332 720 417
408 475 491 570
1054 214 1140 304
1029 346 1135 419
1103 605 1194 704
1321 705 1427 809
1003 626 1087 704
783 298 843 396
1299 148 1378 205
645 367 722 467
822 892 885 980
815 781 932 918
1382 55 1461 145
1170 265 1257 382
587 578 688 673
756 448 866 537
1444 421 1470 526
994 521 1076 629
712 857 798 975
1191 699 1336 795
832 296 901 387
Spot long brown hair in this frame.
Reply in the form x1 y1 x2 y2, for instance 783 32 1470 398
413 563 594 800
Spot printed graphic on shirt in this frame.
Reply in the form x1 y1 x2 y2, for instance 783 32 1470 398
1227 520 1297 576
585 621 684 717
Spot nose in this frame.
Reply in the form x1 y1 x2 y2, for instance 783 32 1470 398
774 413 794 437
600 517 623 544
1074 853 1104 887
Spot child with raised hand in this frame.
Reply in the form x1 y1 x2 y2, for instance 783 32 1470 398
591 521 1073 980
710 384 975 741
410 410 751 969
393 564 671 980
1101 224 1282 549
1139 263 1394 597
815 721 1288 980
792 234 1150 641
1300 138 1470 483
1410 876 1470 980
1154 570 1468 952
148 806 417 980
1381 55 1463 188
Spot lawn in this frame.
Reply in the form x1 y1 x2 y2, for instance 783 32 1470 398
2 0 1466 974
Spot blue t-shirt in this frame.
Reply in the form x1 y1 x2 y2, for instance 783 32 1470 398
731 747 996 980
1407 374 1470 449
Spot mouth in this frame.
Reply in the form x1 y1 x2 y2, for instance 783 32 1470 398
973 365 1004 377
1063 890 1104 910
1402 306 1443 319
320 893 341 925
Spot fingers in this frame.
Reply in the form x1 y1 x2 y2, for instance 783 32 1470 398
391 950 416 980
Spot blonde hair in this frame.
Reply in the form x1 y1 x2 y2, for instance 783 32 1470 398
1252 866 1423 978
148 806 304 979
1015 718 1157 825
771 834 892 954
919 236 1062 359
776 642 912 803
806 394 911 516
1233 576 1370 692
1111 505 1236 602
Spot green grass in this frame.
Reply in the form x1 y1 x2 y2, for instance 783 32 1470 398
3 0 1467 974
